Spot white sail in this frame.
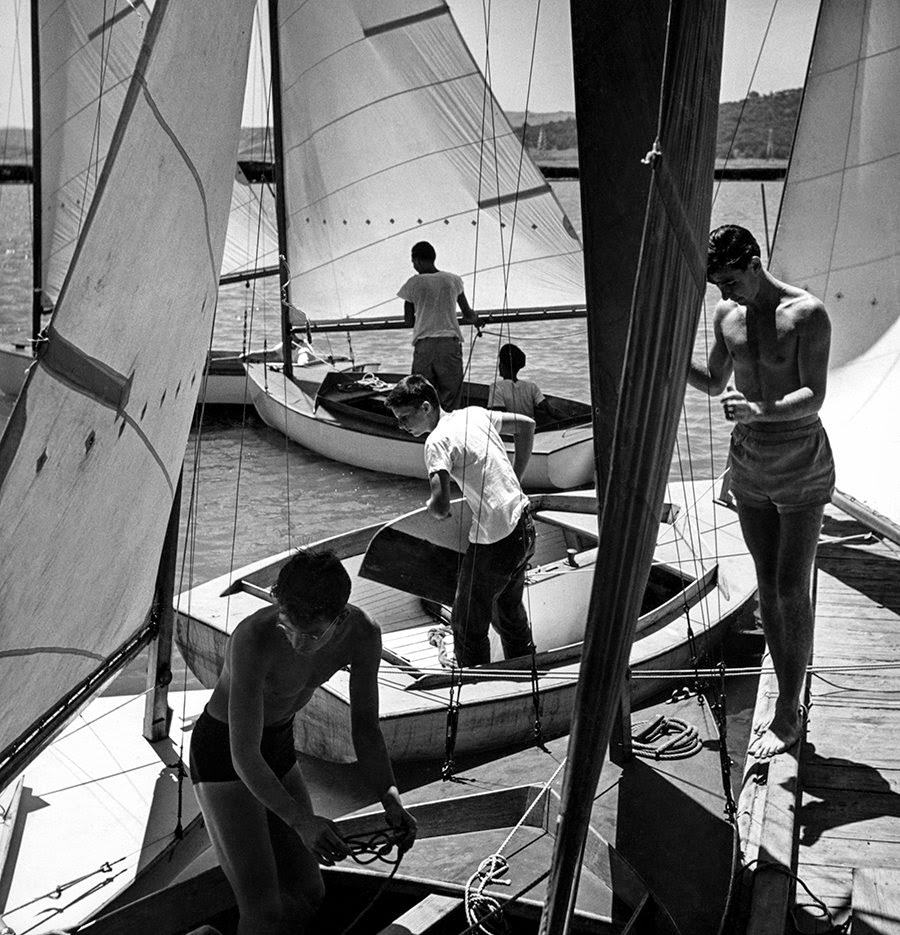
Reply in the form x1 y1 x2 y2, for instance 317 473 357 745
273 0 584 321
38 0 276 298
38 0 154 305
770 0 900 531
0 0 256 761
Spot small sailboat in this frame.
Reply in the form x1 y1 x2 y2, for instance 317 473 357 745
176 482 756 762
0 0 258 930
0 0 280 408
242 0 596 490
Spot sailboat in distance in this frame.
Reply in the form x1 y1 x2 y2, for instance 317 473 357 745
0 0 257 929
243 0 596 490
0 0 280 407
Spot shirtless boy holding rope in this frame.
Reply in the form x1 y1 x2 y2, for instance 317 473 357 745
688 225 835 759
190 549 416 934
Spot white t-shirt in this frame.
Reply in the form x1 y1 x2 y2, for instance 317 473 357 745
397 271 465 345
488 378 544 418
423 407 528 545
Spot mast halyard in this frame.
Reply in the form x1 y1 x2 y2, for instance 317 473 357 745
539 2 726 931
29 0 43 353
267 0 295 382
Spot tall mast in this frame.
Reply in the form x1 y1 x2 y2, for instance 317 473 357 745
29 0 43 350
539 2 725 931
267 0 294 380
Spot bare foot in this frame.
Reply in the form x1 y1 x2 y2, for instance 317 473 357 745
752 704 773 736
748 703 805 759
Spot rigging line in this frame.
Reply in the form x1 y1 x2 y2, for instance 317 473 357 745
74 0 114 242
712 0 780 207
223 55 277 641
2 0 30 221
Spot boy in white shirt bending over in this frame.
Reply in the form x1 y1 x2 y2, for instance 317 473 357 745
386 375 536 667
397 241 479 410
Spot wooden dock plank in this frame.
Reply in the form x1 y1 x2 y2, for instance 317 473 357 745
852 867 900 934
742 507 900 934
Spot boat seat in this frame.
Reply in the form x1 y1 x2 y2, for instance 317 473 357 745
375 894 462 934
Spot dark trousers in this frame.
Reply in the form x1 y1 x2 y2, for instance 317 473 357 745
451 510 536 667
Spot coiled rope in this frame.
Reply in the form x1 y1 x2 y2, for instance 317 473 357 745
631 714 702 760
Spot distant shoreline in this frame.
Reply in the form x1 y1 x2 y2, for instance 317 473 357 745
0 156 788 186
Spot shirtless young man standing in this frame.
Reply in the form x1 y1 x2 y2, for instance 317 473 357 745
688 225 835 759
190 549 416 934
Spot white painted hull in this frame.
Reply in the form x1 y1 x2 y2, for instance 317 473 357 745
246 362 595 491
175 480 756 763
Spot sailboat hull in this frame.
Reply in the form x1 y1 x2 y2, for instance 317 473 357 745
0 343 254 407
175 480 755 763
245 361 596 490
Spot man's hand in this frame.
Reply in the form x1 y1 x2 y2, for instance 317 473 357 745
721 386 760 424
294 814 350 865
426 492 451 519
383 800 418 854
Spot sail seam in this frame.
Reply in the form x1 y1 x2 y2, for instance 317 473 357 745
0 647 106 661
282 72 481 156
782 150 898 185
134 78 219 281
478 185 552 210
809 41 899 79
362 6 447 38
87 1 147 41
648 159 707 291
288 130 524 213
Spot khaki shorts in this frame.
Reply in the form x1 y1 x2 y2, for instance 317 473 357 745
412 337 463 410
728 416 835 514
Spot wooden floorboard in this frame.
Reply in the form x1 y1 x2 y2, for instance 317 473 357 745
745 506 900 934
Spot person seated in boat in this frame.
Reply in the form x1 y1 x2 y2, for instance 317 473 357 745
385 374 536 668
189 548 417 935
687 224 834 760
397 240 480 410
488 342 563 421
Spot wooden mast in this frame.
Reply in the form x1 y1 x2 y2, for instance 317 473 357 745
538 2 725 931
267 0 294 381
29 0 43 351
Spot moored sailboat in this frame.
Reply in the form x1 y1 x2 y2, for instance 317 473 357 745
0 0 258 930
0 0 280 408
243 0 596 489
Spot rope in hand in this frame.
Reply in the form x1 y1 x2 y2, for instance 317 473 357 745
335 827 408 935
631 714 702 759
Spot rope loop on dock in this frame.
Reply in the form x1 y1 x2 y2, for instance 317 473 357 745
631 714 702 759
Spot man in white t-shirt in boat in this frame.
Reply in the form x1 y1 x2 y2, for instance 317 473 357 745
385 374 536 668
397 241 480 410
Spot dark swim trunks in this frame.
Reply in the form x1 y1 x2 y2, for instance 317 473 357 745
189 707 296 783
728 416 835 514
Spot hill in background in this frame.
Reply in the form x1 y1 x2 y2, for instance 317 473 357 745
1 89 802 166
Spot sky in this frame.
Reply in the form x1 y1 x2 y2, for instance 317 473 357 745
0 0 820 129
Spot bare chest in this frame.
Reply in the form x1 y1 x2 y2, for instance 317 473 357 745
722 309 800 394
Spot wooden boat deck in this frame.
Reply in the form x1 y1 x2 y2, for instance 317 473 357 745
739 507 900 934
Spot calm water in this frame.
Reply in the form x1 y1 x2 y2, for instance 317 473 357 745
0 179 776 695
0 178 780 581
